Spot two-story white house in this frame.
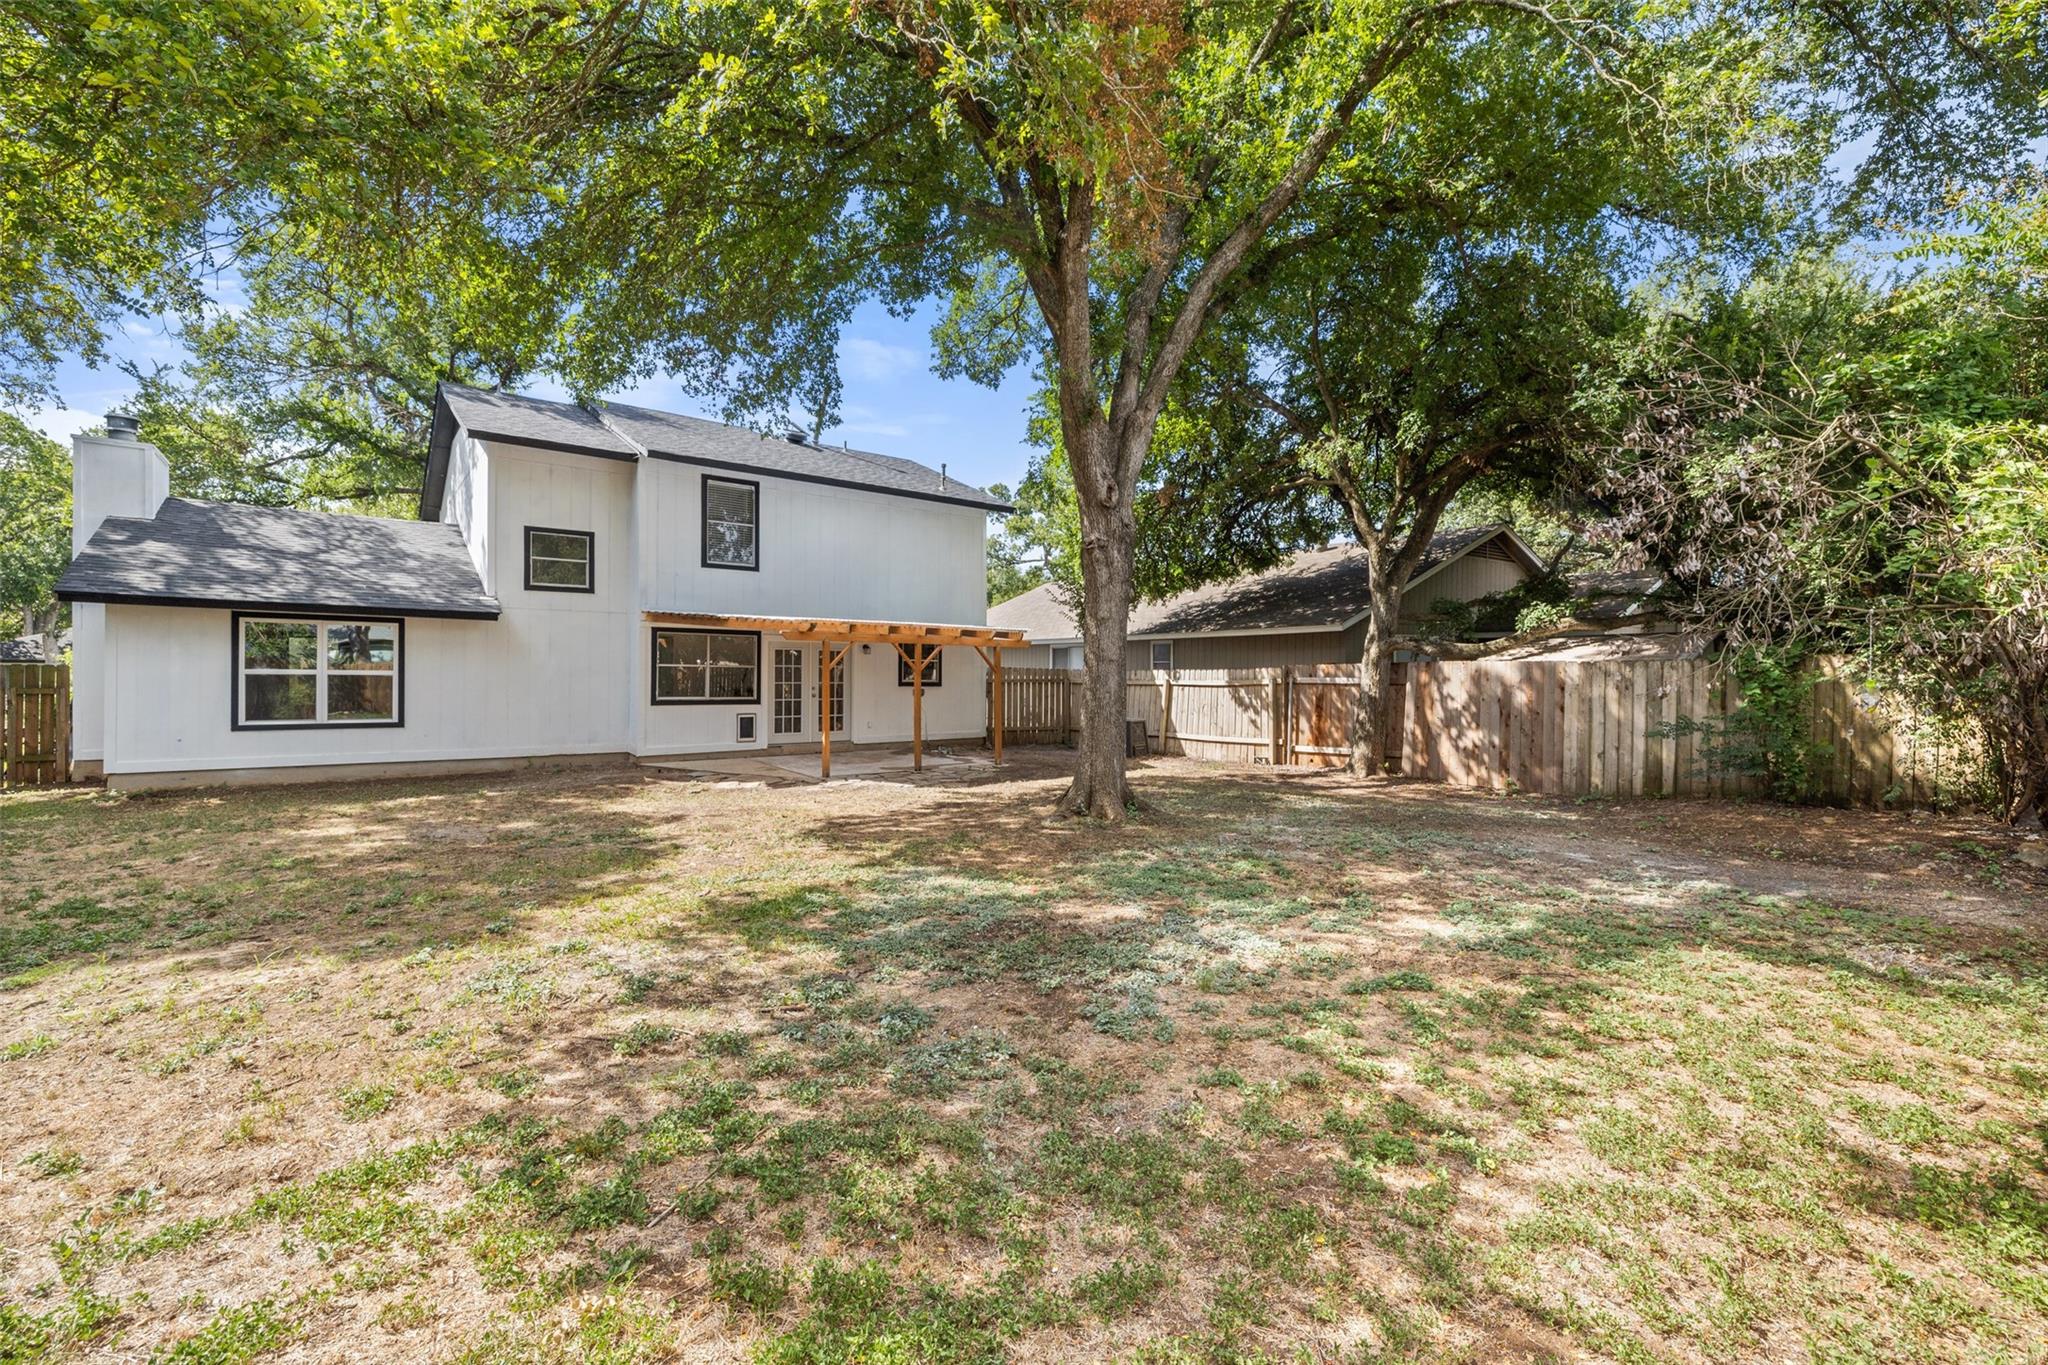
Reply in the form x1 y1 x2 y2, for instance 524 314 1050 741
56 385 1020 789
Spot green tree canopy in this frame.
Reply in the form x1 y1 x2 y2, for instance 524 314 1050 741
1596 243 2048 821
0 411 68 638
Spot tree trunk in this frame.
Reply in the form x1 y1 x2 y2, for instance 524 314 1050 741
1059 426 1139 819
1350 543 1403 774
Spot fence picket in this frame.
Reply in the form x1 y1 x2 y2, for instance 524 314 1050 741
988 655 1973 808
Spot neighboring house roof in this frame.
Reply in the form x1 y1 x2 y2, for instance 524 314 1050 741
0 638 44 663
56 497 501 620
989 526 1543 645
420 382 1012 520
1567 570 1671 624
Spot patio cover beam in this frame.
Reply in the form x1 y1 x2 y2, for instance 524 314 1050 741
642 612 1027 648
644 612 1029 775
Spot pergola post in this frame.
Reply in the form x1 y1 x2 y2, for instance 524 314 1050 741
911 645 924 771
975 644 1004 768
820 641 835 780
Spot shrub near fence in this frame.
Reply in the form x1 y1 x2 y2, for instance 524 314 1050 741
991 657 1978 809
1 664 70 787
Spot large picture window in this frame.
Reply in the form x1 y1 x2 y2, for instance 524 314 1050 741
235 615 402 728
652 629 760 704
702 475 759 570
524 526 594 592
896 644 942 688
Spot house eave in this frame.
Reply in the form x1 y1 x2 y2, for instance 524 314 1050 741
642 450 1013 513
57 589 502 621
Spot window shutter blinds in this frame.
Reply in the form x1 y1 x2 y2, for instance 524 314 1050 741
706 480 756 525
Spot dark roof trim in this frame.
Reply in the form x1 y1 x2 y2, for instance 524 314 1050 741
420 387 459 521
473 430 639 463
646 449 1013 513
57 588 501 621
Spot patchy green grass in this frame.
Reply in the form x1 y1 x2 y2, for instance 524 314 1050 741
1 760 2044 1362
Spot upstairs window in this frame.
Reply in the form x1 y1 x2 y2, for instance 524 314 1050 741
653 628 760 704
524 526 594 592
897 644 942 688
236 615 401 728
703 475 759 570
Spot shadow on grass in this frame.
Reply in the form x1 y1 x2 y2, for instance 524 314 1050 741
0 765 681 983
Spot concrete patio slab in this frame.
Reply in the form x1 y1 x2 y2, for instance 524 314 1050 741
640 748 991 785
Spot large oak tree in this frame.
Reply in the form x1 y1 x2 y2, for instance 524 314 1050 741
5 0 2041 817
381 0 1815 816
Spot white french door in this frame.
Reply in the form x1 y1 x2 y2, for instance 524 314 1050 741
770 645 849 741
772 647 810 739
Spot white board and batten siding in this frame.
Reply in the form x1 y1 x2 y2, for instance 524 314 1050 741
87 424 998 782
634 459 988 625
101 439 637 779
633 456 991 756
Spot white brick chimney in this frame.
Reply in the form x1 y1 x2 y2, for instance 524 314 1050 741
70 413 169 773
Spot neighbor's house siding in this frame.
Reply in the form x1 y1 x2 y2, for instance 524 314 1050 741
1403 549 1527 618
1123 627 1363 672
1005 644 1057 668
1056 543 1535 672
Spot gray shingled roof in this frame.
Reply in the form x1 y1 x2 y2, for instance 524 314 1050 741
440 385 640 460
420 383 1010 519
0 638 45 663
990 526 1536 643
57 498 500 619
599 401 1010 511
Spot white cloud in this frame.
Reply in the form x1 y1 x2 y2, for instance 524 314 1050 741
839 337 923 384
25 406 100 442
828 404 954 444
837 419 909 439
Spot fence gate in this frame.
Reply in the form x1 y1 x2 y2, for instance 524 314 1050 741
1 664 70 787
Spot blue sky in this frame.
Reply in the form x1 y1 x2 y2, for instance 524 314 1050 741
27 294 1048 499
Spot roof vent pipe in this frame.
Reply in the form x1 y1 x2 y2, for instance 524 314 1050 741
939 462 947 488
105 411 141 440
784 428 807 445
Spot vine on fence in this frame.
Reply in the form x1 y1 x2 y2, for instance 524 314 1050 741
1654 646 1833 803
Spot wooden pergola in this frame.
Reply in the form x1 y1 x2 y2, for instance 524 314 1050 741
643 613 1030 777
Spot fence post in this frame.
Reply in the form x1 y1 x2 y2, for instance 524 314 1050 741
1269 670 1286 765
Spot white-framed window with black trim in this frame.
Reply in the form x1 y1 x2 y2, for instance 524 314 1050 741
702 474 759 570
896 644 942 688
524 526 594 593
652 628 761 704
233 613 403 729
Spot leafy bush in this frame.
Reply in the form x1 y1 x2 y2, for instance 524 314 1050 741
1421 570 1574 642
1653 646 1833 803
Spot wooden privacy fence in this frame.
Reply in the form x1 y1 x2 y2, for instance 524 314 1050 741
992 664 1404 767
1403 657 1979 807
1 664 70 788
991 657 1976 809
